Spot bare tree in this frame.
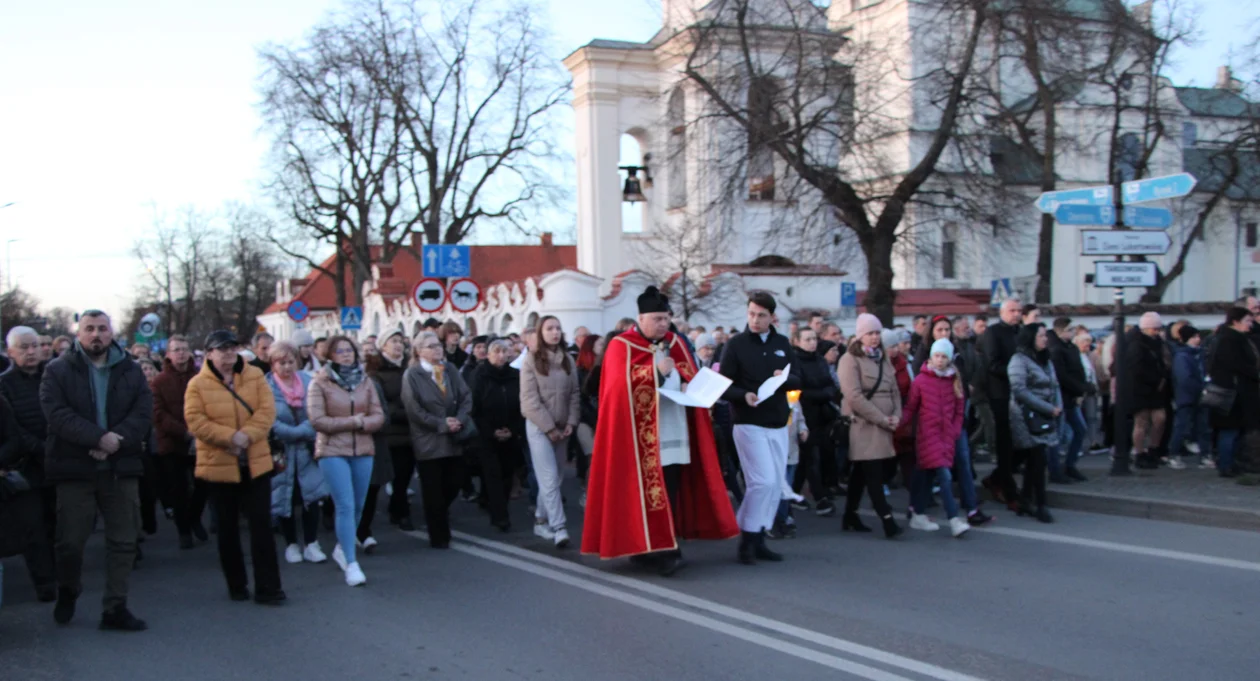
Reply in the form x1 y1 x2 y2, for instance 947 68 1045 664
133 205 211 336
258 0 567 306
631 213 746 322
671 0 990 322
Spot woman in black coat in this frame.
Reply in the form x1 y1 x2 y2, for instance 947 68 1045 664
791 327 839 516
471 339 525 530
1209 308 1260 477
368 331 416 530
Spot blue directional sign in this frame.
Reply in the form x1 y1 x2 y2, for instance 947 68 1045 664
840 282 857 308
1035 185 1113 213
1055 204 1115 226
421 244 471 278
1122 206 1174 229
1121 173 1197 205
339 306 363 331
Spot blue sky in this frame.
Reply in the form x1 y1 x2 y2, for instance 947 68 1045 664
0 0 1250 320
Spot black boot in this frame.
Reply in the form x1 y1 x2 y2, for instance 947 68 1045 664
842 512 871 532
179 533 195 550
53 587 78 625
737 531 757 565
191 519 209 543
657 550 686 577
99 605 148 632
1035 506 1054 524
754 531 784 562
880 514 902 539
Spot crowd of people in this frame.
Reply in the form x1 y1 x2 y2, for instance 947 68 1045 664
1 291 1257 628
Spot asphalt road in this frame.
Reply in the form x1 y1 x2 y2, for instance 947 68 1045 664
3 476 1258 681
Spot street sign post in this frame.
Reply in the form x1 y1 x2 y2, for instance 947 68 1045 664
447 278 482 313
1081 230 1171 256
1054 204 1115 226
1121 173 1197 205
339 306 363 331
287 300 309 323
838 282 857 319
421 244 471 278
1094 261 1157 287
1121 206 1174 229
1035 185 1113 213
412 278 447 313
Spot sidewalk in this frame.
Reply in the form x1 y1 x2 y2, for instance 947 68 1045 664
974 453 1260 532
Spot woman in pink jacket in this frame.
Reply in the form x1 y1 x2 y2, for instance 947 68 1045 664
902 339 969 538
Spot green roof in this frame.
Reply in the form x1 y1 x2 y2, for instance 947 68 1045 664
1174 87 1260 119
1183 148 1260 201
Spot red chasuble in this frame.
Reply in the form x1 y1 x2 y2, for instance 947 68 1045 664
580 328 739 559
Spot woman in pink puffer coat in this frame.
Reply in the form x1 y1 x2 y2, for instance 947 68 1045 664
902 338 969 537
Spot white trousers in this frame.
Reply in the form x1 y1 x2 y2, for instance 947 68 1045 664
526 422 570 531
732 424 789 533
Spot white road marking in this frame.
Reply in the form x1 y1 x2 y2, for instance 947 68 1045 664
976 524 1260 573
856 510 1260 573
431 530 990 681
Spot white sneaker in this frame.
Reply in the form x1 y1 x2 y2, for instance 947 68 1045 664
533 523 555 540
360 536 378 554
1165 456 1186 470
344 562 366 587
949 517 970 538
579 491 586 508
553 528 571 549
284 544 303 564
303 542 327 563
331 544 348 571
1199 457 1216 469
909 514 940 531
1186 442 1202 455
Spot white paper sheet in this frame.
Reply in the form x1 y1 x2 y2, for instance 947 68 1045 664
755 363 791 404
657 367 733 409
509 353 525 370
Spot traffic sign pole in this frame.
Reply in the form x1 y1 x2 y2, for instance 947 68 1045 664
1109 173 1132 477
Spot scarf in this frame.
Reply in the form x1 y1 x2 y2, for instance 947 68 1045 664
274 371 306 409
329 362 365 392
420 359 447 395
864 346 883 360
928 365 956 378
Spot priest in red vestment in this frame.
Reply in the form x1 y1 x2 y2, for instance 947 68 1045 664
581 286 739 575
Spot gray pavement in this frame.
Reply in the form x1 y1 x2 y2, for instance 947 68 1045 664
3 473 1259 681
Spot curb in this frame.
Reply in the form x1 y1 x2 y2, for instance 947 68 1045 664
1045 488 1260 532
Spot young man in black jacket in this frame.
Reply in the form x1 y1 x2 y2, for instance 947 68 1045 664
719 292 801 564
1048 318 1091 482
39 310 152 631
981 299 1022 505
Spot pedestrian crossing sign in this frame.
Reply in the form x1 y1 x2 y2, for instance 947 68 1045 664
989 278 1013 307
340 306 363 331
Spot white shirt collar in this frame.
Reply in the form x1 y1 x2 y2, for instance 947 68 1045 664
419 358 435 372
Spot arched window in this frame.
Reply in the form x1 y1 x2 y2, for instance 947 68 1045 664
501 313 514 333
666 89 688 209
372 312 381 336
621 134 644 233
465 317 477 337
526 312 540 330
747 77 779 201
411 320 423 337
1117 132 1142 182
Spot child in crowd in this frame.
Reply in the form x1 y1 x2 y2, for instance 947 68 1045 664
902 339 970 538
771 392 808 539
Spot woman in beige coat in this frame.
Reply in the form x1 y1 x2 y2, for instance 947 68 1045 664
519 315 581 549
308 336 384 587
837 314 903 538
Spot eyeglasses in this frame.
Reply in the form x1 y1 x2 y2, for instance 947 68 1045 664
333 347 355 356
421 343 442 350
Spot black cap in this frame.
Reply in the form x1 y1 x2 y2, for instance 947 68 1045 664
1177 324 1199 343
204 330 240 351
637 286 671 315
470 335 489 346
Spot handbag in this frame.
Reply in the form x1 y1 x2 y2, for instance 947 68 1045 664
835 355 886 442
1200 344 1238 415
1023 408 1056 436
224 385 287 471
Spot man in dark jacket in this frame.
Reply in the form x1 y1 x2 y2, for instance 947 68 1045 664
1210 308 1260 477
980 299 1022 503
1169 324 1210 469
150 335 206 548
720 292 802 564
1125 312 1173 470
0 326 56 601
39 310 152 631
1048 318 1090 482
790 328 838 517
